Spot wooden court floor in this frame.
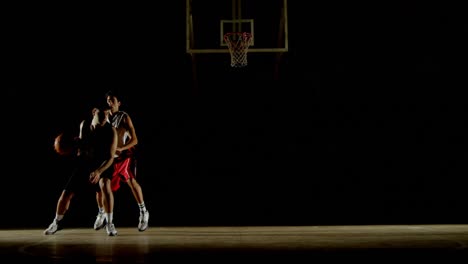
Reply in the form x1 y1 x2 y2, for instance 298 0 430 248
1 225 468 263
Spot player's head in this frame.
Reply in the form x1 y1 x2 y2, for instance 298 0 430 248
105 90 122 112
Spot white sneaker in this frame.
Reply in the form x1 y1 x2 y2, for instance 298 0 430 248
106 223 117 236
138 210 149 232
44 220 62 235
94 212 106 230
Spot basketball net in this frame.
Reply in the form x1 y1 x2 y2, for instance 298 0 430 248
224 32 253 67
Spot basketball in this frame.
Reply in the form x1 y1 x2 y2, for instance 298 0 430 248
53 132 76 156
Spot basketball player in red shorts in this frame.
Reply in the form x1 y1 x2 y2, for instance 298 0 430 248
93 90 149 232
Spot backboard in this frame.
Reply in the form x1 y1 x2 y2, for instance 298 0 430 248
186 0 288 54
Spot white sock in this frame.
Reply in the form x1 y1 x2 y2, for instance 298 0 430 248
138 202 147 213
106 213 113 224
55 214 64 222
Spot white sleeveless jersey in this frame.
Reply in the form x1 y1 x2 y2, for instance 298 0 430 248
110 111 131 144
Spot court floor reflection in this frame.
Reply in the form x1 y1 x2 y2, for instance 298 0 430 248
1 225 468 263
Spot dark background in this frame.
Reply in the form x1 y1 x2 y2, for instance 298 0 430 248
3 2 468 229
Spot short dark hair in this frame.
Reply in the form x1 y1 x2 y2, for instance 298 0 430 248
105 90 120 100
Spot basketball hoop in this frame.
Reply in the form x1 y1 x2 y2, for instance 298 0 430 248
224 32 253 67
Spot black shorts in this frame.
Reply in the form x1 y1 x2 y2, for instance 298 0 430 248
63 156 113 194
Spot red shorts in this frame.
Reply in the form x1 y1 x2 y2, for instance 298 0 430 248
111 148 137 192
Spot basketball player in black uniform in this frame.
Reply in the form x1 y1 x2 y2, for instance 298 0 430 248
44 107 119 236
